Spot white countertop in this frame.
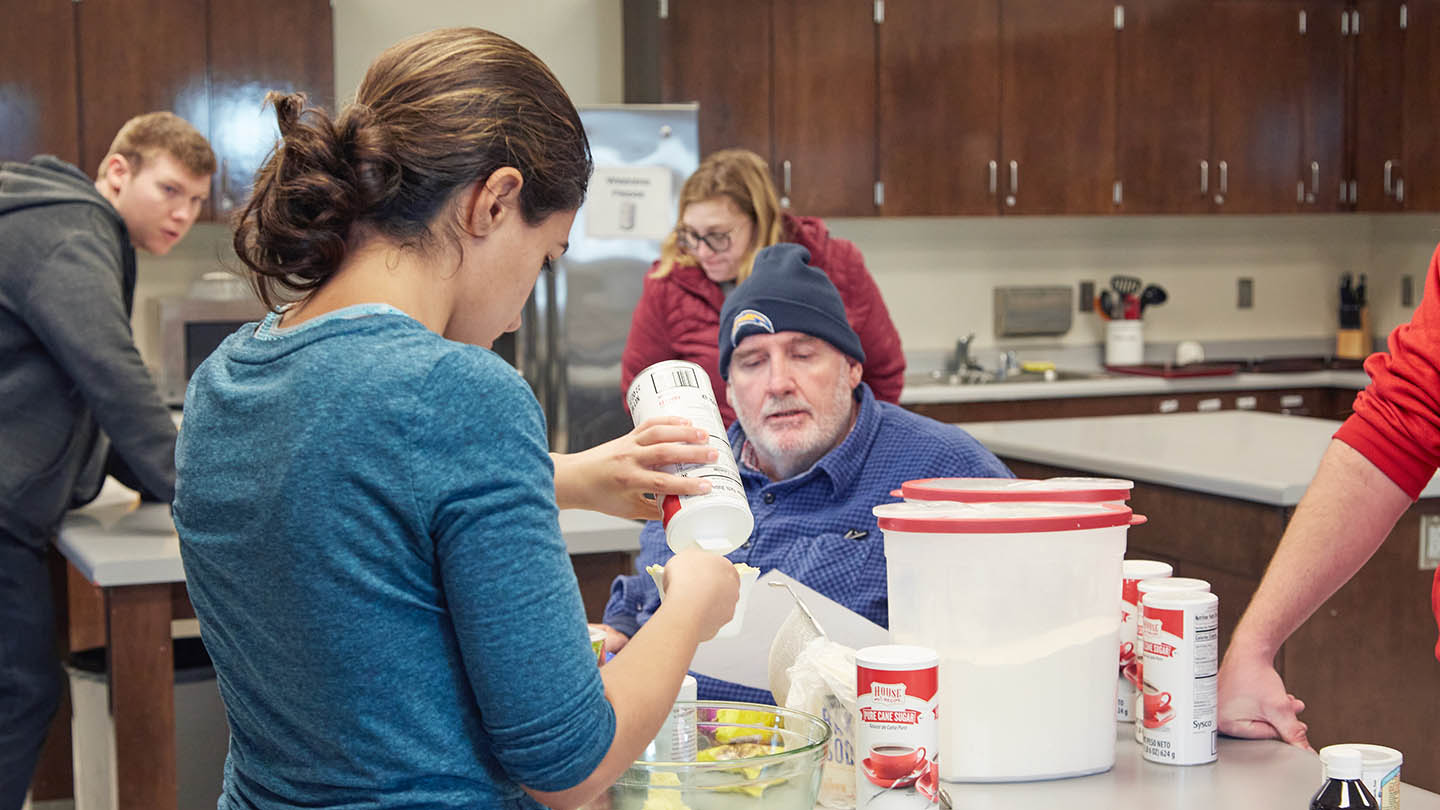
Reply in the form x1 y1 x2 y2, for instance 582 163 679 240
958 410 1440 506
943 726 1440 808
57 478 643 587
902 369 1370 404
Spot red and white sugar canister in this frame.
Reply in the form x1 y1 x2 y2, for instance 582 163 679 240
1140 590 1219 766
856 645 939 806
1133 576 1210 743
1118 560 1173 723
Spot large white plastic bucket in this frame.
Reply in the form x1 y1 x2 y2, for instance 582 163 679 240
873 500 1140 783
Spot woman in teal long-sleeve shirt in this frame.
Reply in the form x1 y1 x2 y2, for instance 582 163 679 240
173 27 739 810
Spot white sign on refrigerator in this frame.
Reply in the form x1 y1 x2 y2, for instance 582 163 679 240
585 166 674 240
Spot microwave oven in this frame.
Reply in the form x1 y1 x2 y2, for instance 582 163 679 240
145 295 270 405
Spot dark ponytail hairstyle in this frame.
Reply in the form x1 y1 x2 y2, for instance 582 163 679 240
234 27 592 311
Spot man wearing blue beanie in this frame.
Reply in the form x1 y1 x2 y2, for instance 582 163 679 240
604 244 1012 703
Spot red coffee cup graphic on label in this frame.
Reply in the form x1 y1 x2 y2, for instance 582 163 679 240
1119 640 1136 667
868 744 926 781
1143 684 1174 728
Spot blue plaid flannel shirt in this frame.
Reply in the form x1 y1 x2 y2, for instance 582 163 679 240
603 383 1012 703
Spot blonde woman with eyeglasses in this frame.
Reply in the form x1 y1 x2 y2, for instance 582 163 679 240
620 148 905 424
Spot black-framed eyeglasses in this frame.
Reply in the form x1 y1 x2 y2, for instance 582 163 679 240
674 225 735 255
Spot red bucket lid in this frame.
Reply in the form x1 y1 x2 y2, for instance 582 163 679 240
873 500 1141 533
900 477 1134 503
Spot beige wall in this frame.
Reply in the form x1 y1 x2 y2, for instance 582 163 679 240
830 214 1440 362
331 0 624 106
131 3 1440 371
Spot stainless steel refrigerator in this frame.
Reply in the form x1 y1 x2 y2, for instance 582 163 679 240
495 103 699 453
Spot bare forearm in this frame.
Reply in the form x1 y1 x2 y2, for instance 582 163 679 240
523 599 703 808
1229 440 1412 660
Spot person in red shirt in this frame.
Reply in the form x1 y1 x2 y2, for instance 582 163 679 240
621 148 905 424
1218 243 1440 749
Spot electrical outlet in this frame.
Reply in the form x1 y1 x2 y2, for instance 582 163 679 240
1421 515 1440 570
1403 274 1416 307
1079 280 1095 312
1237 277 1254 309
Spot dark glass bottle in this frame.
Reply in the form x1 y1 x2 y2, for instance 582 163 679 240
1311 748 1379 810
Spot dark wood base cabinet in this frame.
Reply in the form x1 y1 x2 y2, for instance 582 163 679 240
1006 458 1440 793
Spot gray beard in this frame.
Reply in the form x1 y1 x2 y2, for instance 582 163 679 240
741 376 856 481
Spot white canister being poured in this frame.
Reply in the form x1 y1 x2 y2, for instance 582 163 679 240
626 359 753 554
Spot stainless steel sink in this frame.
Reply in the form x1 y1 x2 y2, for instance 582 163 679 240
906 369 1107 386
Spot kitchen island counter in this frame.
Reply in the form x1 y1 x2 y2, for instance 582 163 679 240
932 726 1440 808
958 410 1440 505
57 479 642 585
902 368 1368 404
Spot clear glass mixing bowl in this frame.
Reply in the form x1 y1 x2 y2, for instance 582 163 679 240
586 701 831 810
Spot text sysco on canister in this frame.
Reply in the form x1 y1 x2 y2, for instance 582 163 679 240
856 645 939 807
1140 590 1219 766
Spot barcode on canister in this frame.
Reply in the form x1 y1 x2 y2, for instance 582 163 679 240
651 366 701 393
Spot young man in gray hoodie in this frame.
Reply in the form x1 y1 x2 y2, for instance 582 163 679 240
0 112 214 809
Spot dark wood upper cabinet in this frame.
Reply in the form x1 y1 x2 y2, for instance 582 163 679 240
1300 2 1348 211
659 0 773 162
0 1 79 165
1352 0 1405 211
1402 0 1440 210
878 0 1001 215
1116 0 1214 214
76 0 210 186
1209 1 1306 213
207 0 334 218
632 0 1407 218
1000 0 1118 215
772 0 877 217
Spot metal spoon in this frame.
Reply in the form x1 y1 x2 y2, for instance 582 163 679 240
767 580 827 639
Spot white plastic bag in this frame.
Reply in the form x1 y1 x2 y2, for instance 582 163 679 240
784 636 858 809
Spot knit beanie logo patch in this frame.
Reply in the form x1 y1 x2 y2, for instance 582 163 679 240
729 308 775 347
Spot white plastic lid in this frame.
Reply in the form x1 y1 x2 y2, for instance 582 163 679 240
662 495 753 555
899 476 1134 503
1319 743 1403 770
679 674 698 701
1141 589 1218 610
1137 576 1211 595
1322 747 1365 780
873 500 1138 533
855 644 938 669
1123 560 1174 581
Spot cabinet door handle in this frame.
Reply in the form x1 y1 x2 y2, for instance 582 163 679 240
1009 160 1019 194
219 158 231 212
988 160 998 195
1200 160 1209 194
782 160 792 196
1384 159 1394 197
781 159 792 208
1310 161 1320 201
1219 160 1228 194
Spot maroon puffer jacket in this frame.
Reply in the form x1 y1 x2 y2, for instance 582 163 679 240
621 214 906 425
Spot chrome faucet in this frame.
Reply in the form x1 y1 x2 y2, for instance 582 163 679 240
946 334 987 382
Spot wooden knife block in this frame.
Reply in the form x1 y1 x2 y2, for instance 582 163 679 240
1335 307 1371 360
